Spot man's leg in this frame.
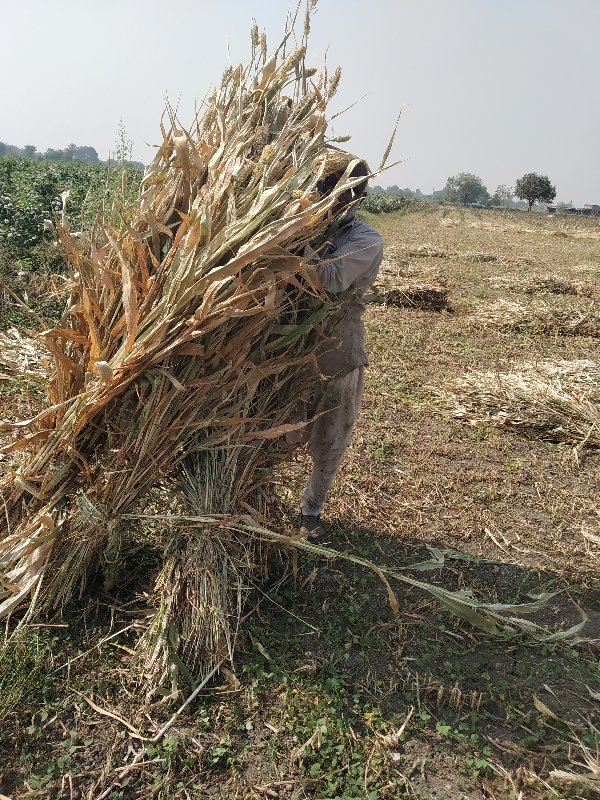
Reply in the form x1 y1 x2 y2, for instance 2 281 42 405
300 366 365 531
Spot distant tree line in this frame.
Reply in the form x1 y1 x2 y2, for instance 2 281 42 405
370 184 446 202
0 141 101 163
370 171 558 213
443 172 556 211
0 139 144 171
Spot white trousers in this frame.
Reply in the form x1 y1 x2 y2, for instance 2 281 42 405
300 366 365 517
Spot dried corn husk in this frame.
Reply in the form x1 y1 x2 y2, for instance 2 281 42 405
435 359 600 447
0 329 48 383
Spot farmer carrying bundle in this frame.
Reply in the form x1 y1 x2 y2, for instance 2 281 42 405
297 159 383 540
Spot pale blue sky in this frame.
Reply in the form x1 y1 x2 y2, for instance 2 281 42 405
2 0 599 204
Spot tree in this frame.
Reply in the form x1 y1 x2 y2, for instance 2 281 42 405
63 143 77 161
73 145 100 164
23 145 37 158
444 173 487 206
514 173 556 211
495 184 513 207
44 148 65 161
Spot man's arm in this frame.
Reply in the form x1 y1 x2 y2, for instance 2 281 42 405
313 229 383 294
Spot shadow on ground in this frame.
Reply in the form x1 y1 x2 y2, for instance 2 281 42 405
0 522 598 799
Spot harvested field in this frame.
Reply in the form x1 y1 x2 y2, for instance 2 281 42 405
1 207 599 799
309 206 600 583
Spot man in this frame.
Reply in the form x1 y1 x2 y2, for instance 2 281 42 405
299 159 383 541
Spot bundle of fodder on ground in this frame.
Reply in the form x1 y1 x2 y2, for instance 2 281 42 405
370 258 450 310
463 250 499 263
470 299 600 337
509 255 544 271
486 275 596 298
525 276 594 298
399 243 457 259
435 359 600 447
369 281 450 311
486 275 527 291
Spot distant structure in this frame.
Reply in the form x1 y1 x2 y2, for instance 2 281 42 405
547 204 600 216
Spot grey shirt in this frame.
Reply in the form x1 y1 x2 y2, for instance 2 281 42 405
313 217 383 379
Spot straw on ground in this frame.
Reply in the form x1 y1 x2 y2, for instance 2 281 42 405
435 358 600 447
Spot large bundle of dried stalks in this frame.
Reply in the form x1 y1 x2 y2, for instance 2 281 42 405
470 299 600 337
0 10 373 688
436 359 600 447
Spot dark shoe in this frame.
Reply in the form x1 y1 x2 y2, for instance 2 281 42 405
299 514 325 543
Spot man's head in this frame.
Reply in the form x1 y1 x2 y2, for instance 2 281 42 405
318 157 370 220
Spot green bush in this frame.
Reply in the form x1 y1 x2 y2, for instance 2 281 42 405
0 157 143 329
0 157 142 255
362 192 417 214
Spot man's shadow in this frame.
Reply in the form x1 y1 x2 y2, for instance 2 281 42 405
255 517 599 732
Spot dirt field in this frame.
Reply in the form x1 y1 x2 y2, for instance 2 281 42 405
329 206 600 583
1 207 599 799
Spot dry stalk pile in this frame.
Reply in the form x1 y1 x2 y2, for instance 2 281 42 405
0 11 369 687
470 299 600 337
370 257 450 310
400 243 456 259
0 329 48 383
525 276 592 297
370 282 450 311
486 275 595 298
436 359 600 447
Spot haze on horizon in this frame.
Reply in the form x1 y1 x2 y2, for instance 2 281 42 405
2 0 599 206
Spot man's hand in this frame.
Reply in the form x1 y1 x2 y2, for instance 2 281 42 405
303 242 321 267
303 241 336 263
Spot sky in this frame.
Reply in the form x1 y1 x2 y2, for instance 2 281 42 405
2 0 599 205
